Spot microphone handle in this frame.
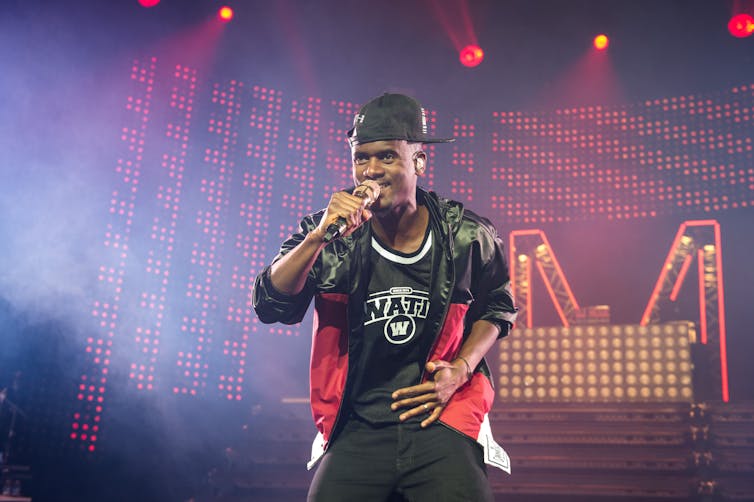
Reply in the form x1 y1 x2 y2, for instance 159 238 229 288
322 218 348 244
322 190 374 244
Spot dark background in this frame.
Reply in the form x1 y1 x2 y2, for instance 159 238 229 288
1 0 753 500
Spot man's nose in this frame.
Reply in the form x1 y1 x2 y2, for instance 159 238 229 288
363 157 383 179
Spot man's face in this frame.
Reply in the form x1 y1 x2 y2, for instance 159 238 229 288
351 140 423 214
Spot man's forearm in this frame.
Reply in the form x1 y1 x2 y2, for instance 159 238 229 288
270 231 326 295
454 320 501 379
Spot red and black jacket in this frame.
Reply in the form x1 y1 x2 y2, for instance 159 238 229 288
253 188 517 455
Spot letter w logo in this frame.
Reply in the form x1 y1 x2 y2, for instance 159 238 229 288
390 321 410 336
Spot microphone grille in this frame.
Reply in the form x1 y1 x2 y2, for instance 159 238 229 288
358 180 381 200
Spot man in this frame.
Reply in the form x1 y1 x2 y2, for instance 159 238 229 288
253 93 517 501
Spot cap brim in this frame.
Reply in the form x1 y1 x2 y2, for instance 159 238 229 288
419 137 455 144
348 132 455 145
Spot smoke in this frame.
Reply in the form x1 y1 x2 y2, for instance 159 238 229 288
0 5 130 330
0 159 116 349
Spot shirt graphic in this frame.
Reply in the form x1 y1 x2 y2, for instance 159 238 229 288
364 287 430 345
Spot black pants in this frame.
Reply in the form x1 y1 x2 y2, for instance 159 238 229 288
307 417 494 502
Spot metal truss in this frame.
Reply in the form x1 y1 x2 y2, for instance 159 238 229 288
640 220 729 402
509 229 580 328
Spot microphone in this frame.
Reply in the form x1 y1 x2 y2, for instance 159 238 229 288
322 180 381 243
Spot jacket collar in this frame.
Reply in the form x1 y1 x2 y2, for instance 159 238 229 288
418 187 464 246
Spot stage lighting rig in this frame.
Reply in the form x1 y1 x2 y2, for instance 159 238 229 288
218 6 234 22
459 45 484 68
728 14 754 38
593 34 609 51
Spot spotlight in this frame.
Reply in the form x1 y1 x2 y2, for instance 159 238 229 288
459 45 484 68
728 13 754 38
218 6 234 22
593 34 609 50
137 0 160 6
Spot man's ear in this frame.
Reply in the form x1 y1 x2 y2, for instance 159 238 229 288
414 152 427 174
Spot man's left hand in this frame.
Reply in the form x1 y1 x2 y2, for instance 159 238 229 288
390 359 469 428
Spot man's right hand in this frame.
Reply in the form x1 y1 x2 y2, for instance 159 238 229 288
270 185 376 295
313 190 374 242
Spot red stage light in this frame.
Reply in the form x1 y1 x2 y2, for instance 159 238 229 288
218 6 234 22
459 45 484 68
137 0 160 6
593 34 609 50
728 13 754 38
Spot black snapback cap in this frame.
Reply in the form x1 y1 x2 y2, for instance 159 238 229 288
347 93 455 146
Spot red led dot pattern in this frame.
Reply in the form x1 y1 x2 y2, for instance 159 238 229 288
78 58 754 453
450 118 476 202
78 57 157 451
131 64 196 393
174 79 240 395
266 96 320 337
324 99 361 200
491 84 754 224
279 97 319 240
222 85 283 395
421 107 441 190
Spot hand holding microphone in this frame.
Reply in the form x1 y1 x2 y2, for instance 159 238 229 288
322 180 381 243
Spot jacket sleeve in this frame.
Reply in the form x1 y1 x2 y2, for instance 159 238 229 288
251 212 322 325
469 216 518 338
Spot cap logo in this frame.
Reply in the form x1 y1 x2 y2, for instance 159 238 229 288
420 107 428 134
354 113 365 125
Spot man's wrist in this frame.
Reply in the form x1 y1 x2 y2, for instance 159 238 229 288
454 356 473 383
306 227 328 246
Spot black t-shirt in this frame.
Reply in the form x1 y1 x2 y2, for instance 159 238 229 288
349 227 435 425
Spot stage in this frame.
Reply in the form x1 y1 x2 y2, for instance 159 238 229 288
2 0 753 500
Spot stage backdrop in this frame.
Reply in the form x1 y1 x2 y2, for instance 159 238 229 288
47 57 752 452
1 58 752 476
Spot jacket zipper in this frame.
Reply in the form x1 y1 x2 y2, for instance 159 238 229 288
419 207 477 441
325 224 370 449
421 210 457 383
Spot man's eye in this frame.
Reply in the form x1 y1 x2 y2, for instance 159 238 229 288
381 153 395 162
354 156 368 164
